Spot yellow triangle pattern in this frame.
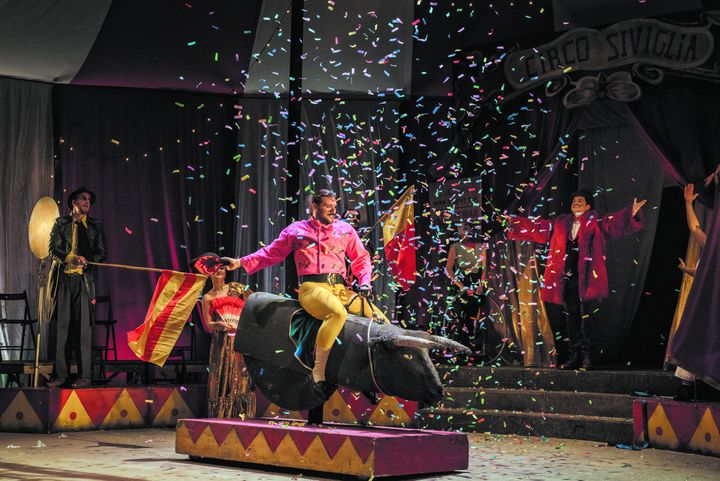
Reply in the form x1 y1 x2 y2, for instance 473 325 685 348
54 391 94 431
0 391 44 432
152 389 194 426
647 404 680 450
262 402 304 420
367 395 412 427
688 408 720 455
100 389 145 428
174 421 374 477
323 390 358 424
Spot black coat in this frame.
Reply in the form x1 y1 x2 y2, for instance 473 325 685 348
48 215 107 319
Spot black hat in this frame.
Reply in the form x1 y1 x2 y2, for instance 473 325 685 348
66 187 96 209
192 252 230 276
570 189 594 208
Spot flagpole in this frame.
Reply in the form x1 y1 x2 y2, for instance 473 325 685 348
361 185 416 241
88 261 204 277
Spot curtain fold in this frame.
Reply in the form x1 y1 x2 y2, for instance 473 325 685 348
0 78 54 364
298 99 404 318
628 75 720 203
575 101 665 360
665 220 705 369
56 86 239 360
669 179 720 390
475 94 584 366
234 99 288 294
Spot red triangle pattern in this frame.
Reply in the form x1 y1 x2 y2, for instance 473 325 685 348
127 389 152 417
149 387 175 418
210 422 237 447
663 402 700 443
185 421 209 444
262 428 288 453
76 388 122 427
234 424 261 449
348 436 375 463
287 430 317 456
319 433 347 459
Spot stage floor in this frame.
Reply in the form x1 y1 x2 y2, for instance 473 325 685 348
1 428 719 480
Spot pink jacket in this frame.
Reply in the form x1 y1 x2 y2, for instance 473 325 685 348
241 218 372 286
507 206 643 304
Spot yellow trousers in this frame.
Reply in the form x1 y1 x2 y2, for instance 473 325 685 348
298 282 389 350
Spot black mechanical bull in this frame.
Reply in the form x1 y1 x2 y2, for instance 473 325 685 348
234 292 469 411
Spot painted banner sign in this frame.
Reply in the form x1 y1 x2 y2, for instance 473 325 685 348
504 18 714 89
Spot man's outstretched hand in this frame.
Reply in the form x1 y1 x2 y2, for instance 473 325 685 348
221 257 242 271
632 197 647 217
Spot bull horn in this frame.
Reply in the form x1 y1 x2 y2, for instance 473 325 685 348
429 335 472 354
391 335 440 350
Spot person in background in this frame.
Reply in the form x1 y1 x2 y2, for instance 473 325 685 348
504 190 646 370
47 187 107 388
445 220 487 350
196 254 255 418
673 167 719 401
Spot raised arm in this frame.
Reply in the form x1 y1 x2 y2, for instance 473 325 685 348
224 227 294 274
598 199 645 239
683 184 707 248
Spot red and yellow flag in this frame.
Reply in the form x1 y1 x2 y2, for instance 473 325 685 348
127 270 206 367
382 186 416 291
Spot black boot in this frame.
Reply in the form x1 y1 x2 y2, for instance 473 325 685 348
560 351 580 370
673 382 695 402
362 391 381 405
311 381 336 401
580 352 592 370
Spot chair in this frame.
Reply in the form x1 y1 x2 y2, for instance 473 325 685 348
91 295 118 381
0 291 38 362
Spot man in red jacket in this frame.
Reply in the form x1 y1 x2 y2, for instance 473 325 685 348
504 190 646 370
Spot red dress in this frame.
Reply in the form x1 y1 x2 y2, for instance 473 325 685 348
206 293 255 418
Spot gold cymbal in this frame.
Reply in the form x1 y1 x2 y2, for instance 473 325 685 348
29 196 60 259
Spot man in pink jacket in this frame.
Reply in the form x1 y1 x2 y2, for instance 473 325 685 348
224 189 386 398
505 190 646 370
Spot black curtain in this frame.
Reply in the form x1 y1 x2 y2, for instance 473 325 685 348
56 85 239 360
629 75 720 203
0 78 53 365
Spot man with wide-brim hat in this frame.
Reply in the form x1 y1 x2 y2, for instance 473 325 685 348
47 187 107 388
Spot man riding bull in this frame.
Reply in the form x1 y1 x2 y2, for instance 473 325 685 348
224 189 388 399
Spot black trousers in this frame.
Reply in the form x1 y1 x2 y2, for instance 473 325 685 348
450 273 483 348
562 274 598 356
55 274 92 379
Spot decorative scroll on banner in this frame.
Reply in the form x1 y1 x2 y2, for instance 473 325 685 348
504 18 714 90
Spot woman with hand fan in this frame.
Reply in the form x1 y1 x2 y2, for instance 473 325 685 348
194 253 255 418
